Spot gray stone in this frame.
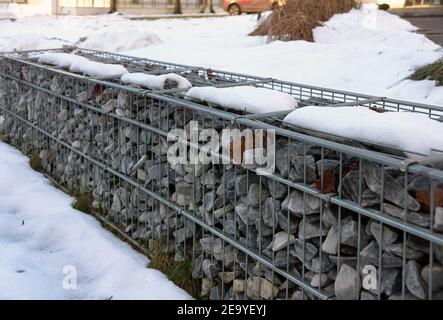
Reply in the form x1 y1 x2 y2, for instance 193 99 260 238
192 255 203 279
311 273 329 288
340 171 363 203
322 205 338 228
209 284 222 300
305 254 333 273
421 264 443 292
406 260 428 300
335 264 358 300
360 291 377 300
277 212 298 234
246 276 279 300
369 222 398 249
316 159 340 172
361 189 381 208
383 203 430 228
71 140 81 150
235 174 258 196
435 244 443 265
267 180 287 199
262 197 280 227
111 193 122 213
272 231 295 252
360 241 403 268
202 259 220 279
291 238 318 262
385 242 424 261
213 203 234 219
322 226 338 255
233 279 245 293
362 160 420 211
340 219 360 248
282 190 320 216
273 250 297 268
200 237 213 253
102 99 116 113
434 207 443 232
247 183 269 206
219 271 236 284
289 155 317 183
174 227 193 243
298 217 328 240
368 268 401 297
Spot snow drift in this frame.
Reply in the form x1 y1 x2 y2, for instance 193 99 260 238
78 29 162 53
0 142 191 299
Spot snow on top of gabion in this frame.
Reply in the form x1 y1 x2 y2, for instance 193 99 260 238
37 52 128 79
120 72 192 90
283 106 443 157
185 86 298 114
69 60 129 79
38 52 89 69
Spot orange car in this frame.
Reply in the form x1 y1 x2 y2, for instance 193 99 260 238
223 0 285 15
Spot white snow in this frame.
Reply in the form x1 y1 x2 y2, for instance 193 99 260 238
37 52 129 79
0 142 191 300
77 29 162 52
283 106 443 156
70 60 129 79
121 72 192 90
185 86 297 113
0 5 441 105
38 52 89 69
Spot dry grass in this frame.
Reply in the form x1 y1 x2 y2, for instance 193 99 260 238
29 151 43 172
148 251 201 298
72 192 94 213
410 59 443 86
148 250 174 274
250 0 357 42
168 259 201 298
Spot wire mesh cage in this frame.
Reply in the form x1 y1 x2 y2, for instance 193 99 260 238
0 47 442 300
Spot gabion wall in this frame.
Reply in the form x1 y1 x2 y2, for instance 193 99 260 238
1 51 443 300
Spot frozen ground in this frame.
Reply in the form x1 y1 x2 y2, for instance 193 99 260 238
0 142 191 300
0 4 441 105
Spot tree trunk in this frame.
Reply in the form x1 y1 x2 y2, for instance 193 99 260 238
174 0 182 14
109 0 117 13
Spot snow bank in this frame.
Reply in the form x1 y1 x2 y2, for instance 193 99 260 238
69 60 128 79
0 33 67 52
0 142 191 300
283 106 443 156
121 72 192 90
38 52 89 69
78 29 162 53
185 86 298 113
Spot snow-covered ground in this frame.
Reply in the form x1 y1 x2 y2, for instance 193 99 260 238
0 5 441 105
0 142 191 299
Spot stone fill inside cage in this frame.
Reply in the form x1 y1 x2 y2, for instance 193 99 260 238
0 47 443 300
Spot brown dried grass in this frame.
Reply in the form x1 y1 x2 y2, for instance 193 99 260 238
250 0 357 42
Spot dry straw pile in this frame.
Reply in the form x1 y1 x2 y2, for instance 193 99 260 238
250 0 357 42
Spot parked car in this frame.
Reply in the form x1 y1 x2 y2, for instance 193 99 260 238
223 0 285 15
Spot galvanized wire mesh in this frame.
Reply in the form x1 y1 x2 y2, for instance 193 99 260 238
0 47 442 300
